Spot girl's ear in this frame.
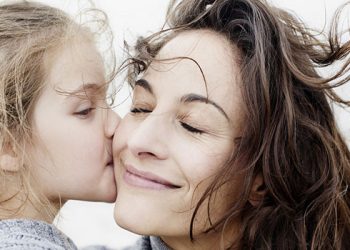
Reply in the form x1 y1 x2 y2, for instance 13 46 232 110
249 173 267 206
0 150 19 172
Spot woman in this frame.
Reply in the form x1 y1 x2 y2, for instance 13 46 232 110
113 0 350 249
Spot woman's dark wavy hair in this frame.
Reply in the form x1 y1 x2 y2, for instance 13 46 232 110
125 0 350 249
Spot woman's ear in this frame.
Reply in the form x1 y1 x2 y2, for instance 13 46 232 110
248 173 266 206
0 154 19 172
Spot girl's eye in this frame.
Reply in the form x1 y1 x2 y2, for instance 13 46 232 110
180 122 204 134
74 108 95 117
130 107 152 113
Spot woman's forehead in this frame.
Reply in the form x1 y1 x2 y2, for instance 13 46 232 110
154 30 241 85
139 30 243 124
149 32 238 86
157 30 237 62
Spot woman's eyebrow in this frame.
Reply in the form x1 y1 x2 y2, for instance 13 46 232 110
135 79 153 94
135 78 229 120
181 94 229 120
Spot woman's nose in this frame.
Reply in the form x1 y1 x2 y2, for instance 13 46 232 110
127 115 168 160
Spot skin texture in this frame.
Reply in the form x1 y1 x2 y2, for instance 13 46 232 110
114 30 245 249
28 37 120 206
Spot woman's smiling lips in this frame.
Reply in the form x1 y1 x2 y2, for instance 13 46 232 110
123 164 181 190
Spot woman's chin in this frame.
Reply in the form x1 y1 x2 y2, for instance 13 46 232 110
113 207 148 235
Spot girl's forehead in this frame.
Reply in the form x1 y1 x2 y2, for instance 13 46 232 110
43 39 105 90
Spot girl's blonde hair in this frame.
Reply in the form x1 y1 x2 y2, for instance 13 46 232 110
0 0 114 221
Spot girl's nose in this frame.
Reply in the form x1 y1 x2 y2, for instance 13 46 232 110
105 108 121 139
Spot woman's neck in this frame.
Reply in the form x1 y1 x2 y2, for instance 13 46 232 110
161 227 240 250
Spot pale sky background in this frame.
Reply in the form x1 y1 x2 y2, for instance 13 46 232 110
34 0 350 249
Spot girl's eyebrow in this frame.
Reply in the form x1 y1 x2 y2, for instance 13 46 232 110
135 78 229 121
63 83 106 98
71 83 103 94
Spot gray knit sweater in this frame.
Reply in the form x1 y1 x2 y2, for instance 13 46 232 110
0 219 78 250
84 236 169 250
0 219 168 250
122 236 169 250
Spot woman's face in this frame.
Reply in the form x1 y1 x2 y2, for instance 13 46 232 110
114 30 243 240
29 36 120 203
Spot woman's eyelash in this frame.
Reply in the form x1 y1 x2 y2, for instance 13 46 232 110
180 122 204 134
131 107 204 134
130 107 152 113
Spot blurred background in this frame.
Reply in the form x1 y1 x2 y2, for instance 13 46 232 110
33 0 350 249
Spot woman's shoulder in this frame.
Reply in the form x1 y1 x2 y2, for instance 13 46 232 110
0 218 78 250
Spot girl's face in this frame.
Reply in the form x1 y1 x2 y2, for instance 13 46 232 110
114 30 243 244
29 36 120 203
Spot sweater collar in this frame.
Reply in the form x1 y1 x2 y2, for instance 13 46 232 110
149 236 170 250
0 219 77 249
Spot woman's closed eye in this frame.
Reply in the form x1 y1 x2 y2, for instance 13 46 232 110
130 105 205 134
180 121 204 134
130 107 152 113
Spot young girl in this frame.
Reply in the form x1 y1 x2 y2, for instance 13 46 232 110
113 0 350 249
0 1 119 249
